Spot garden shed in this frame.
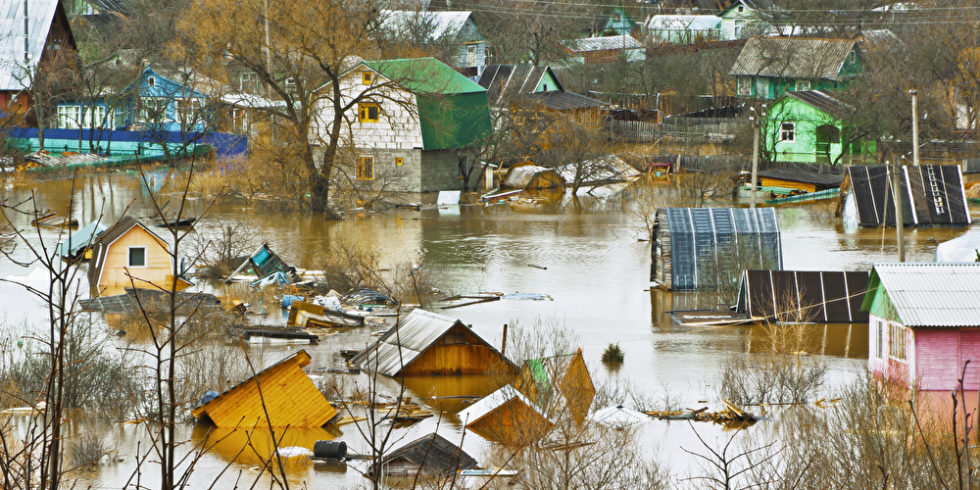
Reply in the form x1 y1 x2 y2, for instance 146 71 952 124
735 270 870 323
501 162 566 192
862 263 980 391
513 350 595 425
651 208 783 291
369 432 478 478
351 309 518 377
459 385 554 445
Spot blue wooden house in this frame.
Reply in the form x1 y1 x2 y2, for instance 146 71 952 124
56 66 210 132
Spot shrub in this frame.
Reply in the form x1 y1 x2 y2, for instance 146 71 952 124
602 343 625 364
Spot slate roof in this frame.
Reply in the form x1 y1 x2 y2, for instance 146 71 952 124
0 0 65 91
372 432 478 477
477 64 563 106
564 35 643 52
862 263 980 327
729 37 857 81
526 91 609 111
350 309 516 377
784 90 852 119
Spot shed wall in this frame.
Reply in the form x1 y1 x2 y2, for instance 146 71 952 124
98 226 174 296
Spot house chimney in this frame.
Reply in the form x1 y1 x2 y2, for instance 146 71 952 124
501 323 508 355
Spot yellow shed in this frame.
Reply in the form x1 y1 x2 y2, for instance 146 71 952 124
87 216 192 297
458 385 554 446
514 349 596 426
191 350 338 428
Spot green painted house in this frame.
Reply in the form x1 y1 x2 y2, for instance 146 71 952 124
731 37 862 99
600 8 638 36
763 90 875 165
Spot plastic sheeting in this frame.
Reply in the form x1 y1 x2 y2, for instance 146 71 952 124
935 231 980 263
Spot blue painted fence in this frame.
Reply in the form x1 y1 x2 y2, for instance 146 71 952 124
4 128 248 160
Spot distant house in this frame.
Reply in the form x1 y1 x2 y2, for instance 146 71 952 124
763 90 875 165
862 263 980 391
350 309 518 377
719 0 771 40
55 65 210 132
651 208 783 291
735 270 871 323
730 37 862 99
598 8 638 36
0 0 77 114
647 15 721 44
191 350 339 427
87 216 192 297
476 64 608 114
563 35 646 65
380 10 488 73
311 57 492 193
842 165 971 227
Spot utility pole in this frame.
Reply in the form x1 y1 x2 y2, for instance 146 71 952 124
749 106 760 208
910 89 919 166
891 157 905 262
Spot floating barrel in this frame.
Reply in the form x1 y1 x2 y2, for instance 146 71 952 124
313 440 347 459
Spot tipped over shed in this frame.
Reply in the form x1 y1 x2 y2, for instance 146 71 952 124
351 309 518 377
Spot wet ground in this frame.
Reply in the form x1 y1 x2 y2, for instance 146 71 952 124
1 170 976 487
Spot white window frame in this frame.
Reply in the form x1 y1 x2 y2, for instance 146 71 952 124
57 105 81 129
780 122 796 142
737 77 752 96
889 322 907 361
127 246 148 268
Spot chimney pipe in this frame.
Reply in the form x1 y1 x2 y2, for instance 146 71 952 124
501 323 508 355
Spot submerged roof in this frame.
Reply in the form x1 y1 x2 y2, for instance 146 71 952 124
374 432 478 476
730 37 857 80
736 270 870 323
57 221 106 258
757 166 843 188
862 263 980 327
458 384 547 426
351 309 516 377
845 165 970 227
565 35 643 52
0 0 70 91
362 57 485 95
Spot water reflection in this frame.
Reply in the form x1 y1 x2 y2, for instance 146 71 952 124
190 423 339 467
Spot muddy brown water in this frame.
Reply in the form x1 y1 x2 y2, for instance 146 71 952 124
0 171 976 487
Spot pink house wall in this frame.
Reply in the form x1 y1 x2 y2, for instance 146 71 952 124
913 329 980 391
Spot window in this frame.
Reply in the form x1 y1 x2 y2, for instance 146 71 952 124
57 105 81 129
873 318 884 359
466 45 478 65
737 77 752 96
284 77 297 95
240 72 259 92
128 247 147 267
889 323 906 360
362 71 373 85
358 102 379 123
738 5 744 12
395 157 403 166
849 51 856 63
796 80 811 91
356 156 374 181
147 76 155 88
780 122 796 142
176 98 203 124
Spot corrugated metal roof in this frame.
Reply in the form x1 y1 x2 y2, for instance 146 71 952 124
868 263 980 327
564 35 643 52
351 309 513 376
647 15 721 31
362 57 485 95
477 64 559 106
785 90 852 119
729 37 857 81
0 0 61 91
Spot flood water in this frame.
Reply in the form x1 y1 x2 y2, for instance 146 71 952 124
1 170 976 488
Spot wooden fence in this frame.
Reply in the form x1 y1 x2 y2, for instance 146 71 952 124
607 117 743 143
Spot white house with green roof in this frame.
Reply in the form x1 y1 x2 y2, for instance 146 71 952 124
719 0 772 40
311 57 492 193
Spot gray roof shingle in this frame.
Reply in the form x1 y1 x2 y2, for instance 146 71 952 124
729 37 857 81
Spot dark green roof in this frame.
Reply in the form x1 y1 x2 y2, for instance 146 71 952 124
362 58 485 95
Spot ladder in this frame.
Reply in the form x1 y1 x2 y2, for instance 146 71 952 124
926 166 945 215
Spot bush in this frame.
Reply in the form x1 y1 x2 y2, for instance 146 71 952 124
602 343 625 364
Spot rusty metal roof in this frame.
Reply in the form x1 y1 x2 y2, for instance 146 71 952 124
866 263 980 327
730 37 857 80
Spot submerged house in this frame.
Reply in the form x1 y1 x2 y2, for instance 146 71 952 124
754 167 843 193
513 350 595 425
458 384 554 445
735 270 871 323
191 350 339 427
310 57 492 193
863 263 980 391
763 90 875 165
370 432 478 478
730 37 862 99
351 309 518 377
0 0 77 115
842 165 971 227
500 162 565 193
379 10 488 74
651 208 783 291
87 216 192 297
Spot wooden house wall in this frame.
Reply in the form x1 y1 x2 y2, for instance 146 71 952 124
760 177 817 193
560 353 596 425
193 354 337 427
466 398 553 445
97 226 176 295
402 327 516 376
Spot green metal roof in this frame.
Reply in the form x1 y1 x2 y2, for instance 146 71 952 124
362 58 486 95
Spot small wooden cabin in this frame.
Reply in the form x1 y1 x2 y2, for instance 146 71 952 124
514 350 595 425
87 216 192 297
458 384 554 445
862 263 980 391
501 162 566 192
370 432 478 478
191 350 338 427
351 309 519 377
652 208 783 291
